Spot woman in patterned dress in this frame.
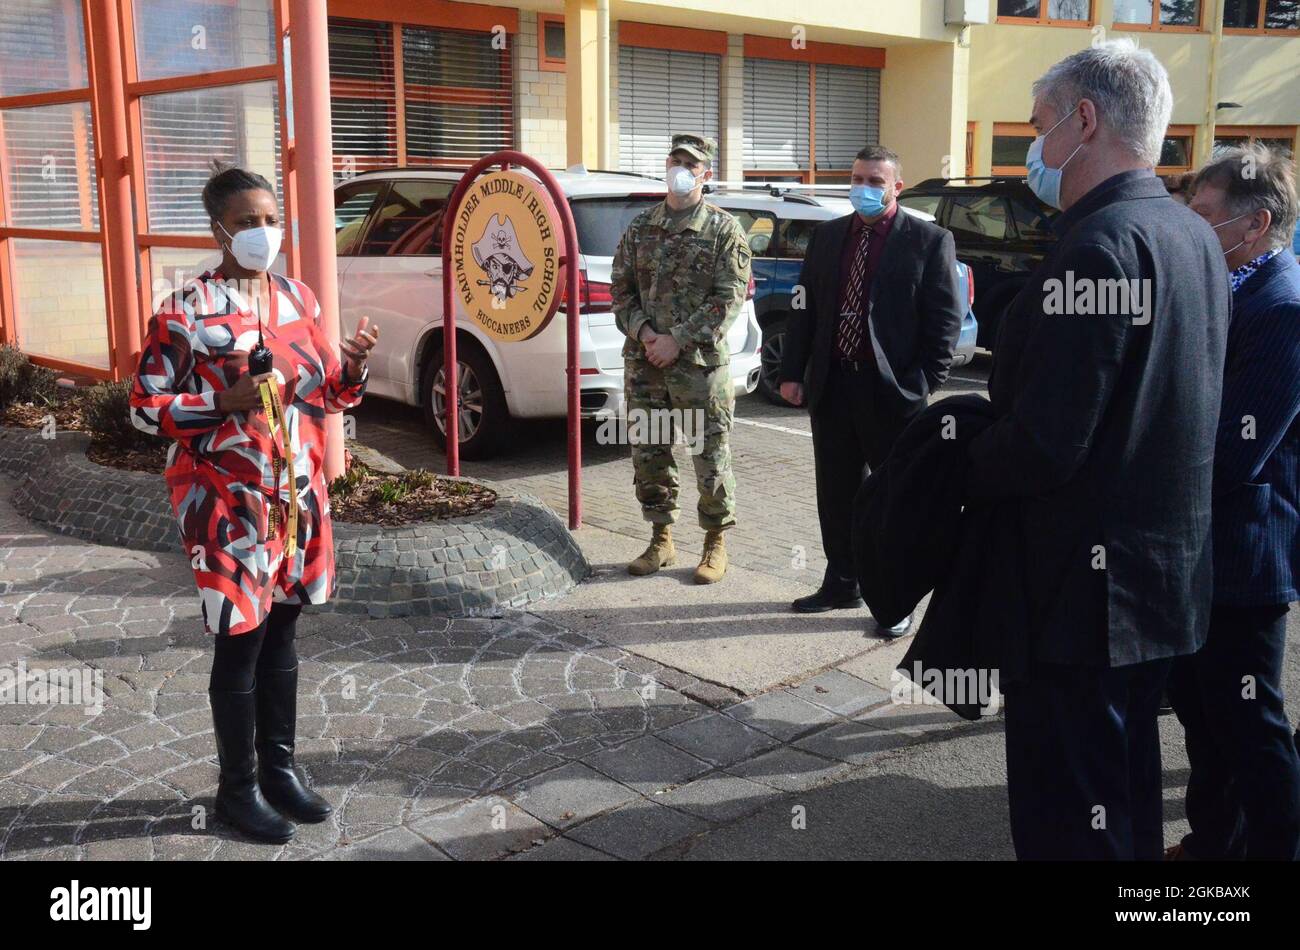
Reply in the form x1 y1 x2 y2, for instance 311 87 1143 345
130 165 379 843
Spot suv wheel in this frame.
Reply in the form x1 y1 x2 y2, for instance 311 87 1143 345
423 343 511 459
758 317 794 406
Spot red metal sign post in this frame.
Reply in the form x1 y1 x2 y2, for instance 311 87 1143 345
441 151 582 529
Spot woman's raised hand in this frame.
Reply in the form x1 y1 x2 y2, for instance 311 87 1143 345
340 315 379 380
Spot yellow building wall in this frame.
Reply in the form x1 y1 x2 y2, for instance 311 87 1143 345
1217 35 1300 126
965 0 1300 176
881 39 970 184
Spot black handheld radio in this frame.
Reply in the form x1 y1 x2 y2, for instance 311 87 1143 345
249 316 273 376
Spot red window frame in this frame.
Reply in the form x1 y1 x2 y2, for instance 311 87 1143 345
538 13 565 73
1224 0 1300 33
1112 0 1205 32
995 0 1097 28
0 0 125 378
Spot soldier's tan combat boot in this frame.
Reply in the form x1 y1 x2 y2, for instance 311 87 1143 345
693 529 728 584
628 524 675 576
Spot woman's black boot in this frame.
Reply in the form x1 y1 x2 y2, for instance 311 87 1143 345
208 687 296 843
255 666 333 822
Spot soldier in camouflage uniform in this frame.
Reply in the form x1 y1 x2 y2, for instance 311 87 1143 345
611 133 752 584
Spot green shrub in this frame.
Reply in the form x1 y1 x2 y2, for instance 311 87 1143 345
0 345 58 412
83 377 163 451
405 469 435 491
329 463 368 498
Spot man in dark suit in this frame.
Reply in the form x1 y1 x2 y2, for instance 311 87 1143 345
963 40 1230 859
778 145 964 636
1167 144 1300 861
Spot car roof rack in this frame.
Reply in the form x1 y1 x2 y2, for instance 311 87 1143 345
556 167 659 178
911 175 1029 189
705 181 853 203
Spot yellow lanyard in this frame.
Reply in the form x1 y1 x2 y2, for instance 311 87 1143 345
257 376 297 558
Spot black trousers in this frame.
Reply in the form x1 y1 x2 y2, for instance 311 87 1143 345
209 602 303 693
809 361 911 591
1004 658 1171 860
1167 603 1300 860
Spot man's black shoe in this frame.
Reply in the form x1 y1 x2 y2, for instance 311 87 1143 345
792 587 865 613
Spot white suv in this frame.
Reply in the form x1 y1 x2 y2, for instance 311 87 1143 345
333 168 763 458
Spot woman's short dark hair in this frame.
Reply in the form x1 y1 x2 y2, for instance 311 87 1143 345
202 160 275 220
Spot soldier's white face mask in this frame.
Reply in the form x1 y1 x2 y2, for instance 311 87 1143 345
668 166 703 196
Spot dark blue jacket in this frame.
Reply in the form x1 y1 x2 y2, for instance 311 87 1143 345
1212 251 1300 606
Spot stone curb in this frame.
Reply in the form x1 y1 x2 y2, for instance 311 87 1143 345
0 425 589 616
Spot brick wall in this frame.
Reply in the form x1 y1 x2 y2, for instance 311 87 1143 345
513 15 625 171
515 11 567 169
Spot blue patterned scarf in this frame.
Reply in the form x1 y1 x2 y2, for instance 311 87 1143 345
1230 246 1285 293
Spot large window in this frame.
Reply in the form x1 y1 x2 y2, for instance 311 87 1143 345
327 19 398 176
140 81 281 234
814 63 882 183
1213 126 1297 158
742 57 880 184
1224 0 1300 31
743 58 810 179
131 0 276 82
1114 0 1202 28
618 45 721 179
327 18 513 181
990 121 1197 174
1 102 99 231
997 1 1094 24
991 123 1036 175
0 0 87 96
0 0 106 370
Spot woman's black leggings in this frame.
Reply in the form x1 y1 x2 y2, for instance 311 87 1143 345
209 602 303 692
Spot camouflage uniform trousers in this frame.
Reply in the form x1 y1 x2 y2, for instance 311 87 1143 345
625 356 736 530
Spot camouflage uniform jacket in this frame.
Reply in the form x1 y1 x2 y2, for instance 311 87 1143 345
611 199 752 367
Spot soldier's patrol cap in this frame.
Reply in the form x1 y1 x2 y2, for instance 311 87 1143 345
670 133 717 164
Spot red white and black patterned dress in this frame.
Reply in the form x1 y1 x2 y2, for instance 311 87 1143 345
130 270 366 637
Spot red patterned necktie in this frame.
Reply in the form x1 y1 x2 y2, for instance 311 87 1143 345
837 226 872 359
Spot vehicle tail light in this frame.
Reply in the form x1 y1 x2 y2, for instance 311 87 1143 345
965 265 975 308
576 269 613 314
746 274 756 301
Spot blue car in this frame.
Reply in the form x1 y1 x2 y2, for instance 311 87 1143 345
709 186 978 405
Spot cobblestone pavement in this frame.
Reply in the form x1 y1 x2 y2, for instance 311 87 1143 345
8 354 1283 860
0 478 1002 861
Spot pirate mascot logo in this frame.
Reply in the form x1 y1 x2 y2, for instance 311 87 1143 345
472 214 535 304
451 169 564 342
